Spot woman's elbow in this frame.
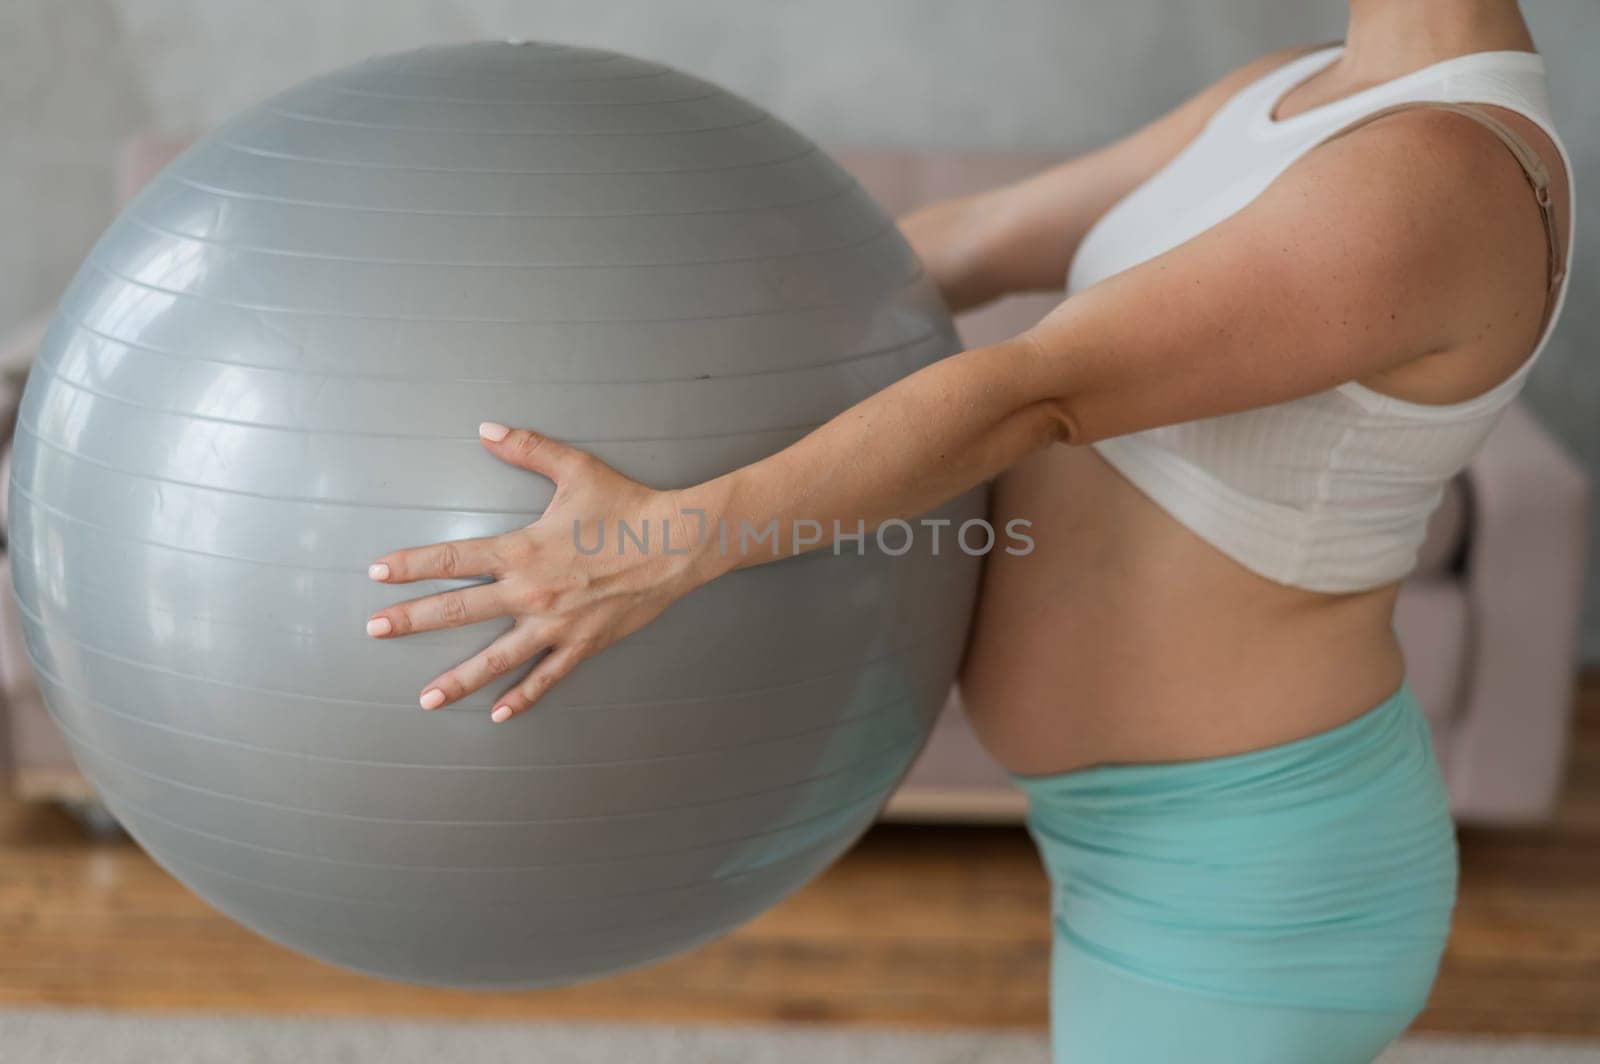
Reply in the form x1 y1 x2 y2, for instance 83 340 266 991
1039 398 1084 447
1007 328 1087 448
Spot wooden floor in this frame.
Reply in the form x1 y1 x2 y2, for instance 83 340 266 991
1 682 1597 1037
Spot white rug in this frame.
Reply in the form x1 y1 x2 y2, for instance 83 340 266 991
2 1010 1598 1063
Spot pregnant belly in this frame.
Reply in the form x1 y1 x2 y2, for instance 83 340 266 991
959 443 1404 775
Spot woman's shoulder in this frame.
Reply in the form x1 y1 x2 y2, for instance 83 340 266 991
1319 101 1569 274
1279 100 1569 397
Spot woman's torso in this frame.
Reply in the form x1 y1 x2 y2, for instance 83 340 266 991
961 45 1573 774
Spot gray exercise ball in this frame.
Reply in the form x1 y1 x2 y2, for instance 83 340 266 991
7 41 984 988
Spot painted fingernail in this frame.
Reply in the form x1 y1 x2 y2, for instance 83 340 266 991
420 688 446 710
368 563 390 581
366 617 392 637
491 705 513 723
479 421 510 442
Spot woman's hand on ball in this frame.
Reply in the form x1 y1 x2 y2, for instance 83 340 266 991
366 422 711 722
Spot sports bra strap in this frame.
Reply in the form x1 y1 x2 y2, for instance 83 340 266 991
1323 101 1566 297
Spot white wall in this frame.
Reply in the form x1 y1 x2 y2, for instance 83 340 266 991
4 0 1599 656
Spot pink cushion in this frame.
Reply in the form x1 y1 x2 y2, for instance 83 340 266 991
1393 576 1471 745
956 293 1061 349
907 150 1067 207
829 149 918 217
115 135 194 206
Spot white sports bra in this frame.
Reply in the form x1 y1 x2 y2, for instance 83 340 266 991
1070 46 1575 593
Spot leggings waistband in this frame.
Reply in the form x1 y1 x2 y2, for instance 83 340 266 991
1010 682 1423 804
1013 683 1458 1011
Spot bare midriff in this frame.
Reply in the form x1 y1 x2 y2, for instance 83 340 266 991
959 443 1406 776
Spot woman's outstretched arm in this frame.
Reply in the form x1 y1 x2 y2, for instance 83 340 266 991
369 106 1546 721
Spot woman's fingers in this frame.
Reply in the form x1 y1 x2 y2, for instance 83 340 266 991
478 422 588 482
417 623 551 709
370 535 505 584
490 641 590 722
366 581 510 639
367 423 622 718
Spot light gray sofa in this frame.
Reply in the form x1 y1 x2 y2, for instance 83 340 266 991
0 139 1590 826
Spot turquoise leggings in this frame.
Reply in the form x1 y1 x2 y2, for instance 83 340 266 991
1013 683 1458 1063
